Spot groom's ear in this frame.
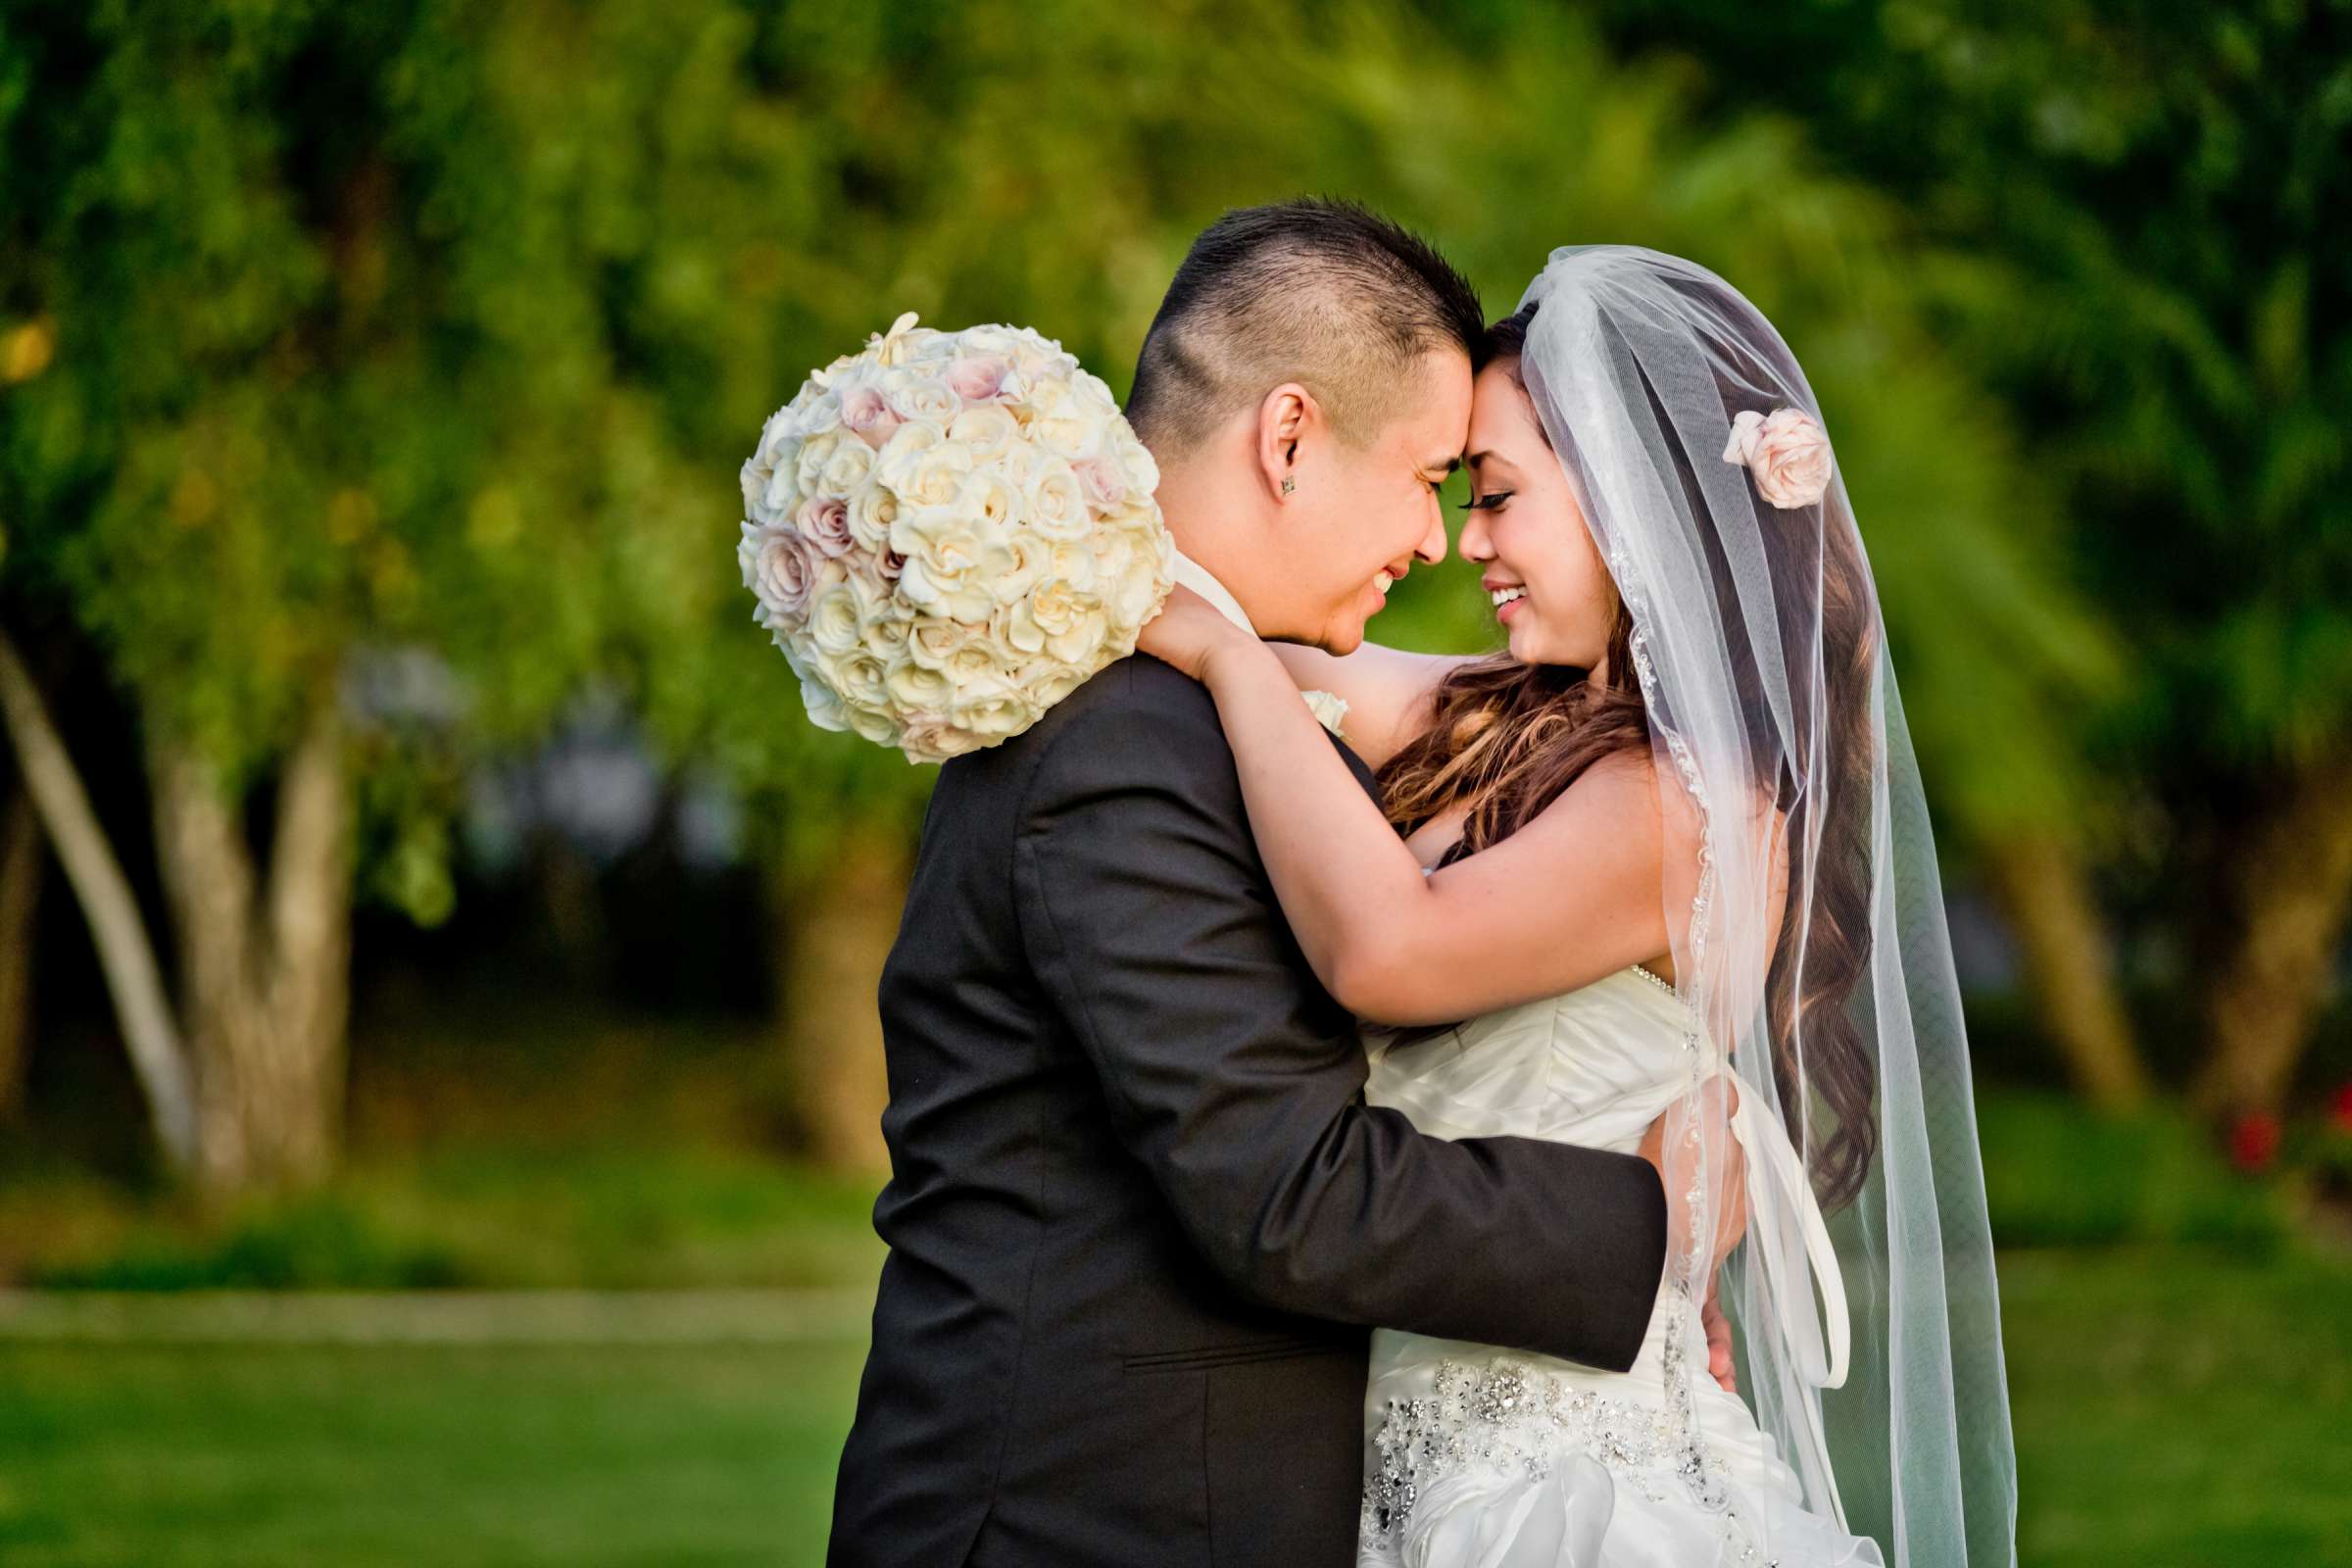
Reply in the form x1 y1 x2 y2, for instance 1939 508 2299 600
1254 382 1318 503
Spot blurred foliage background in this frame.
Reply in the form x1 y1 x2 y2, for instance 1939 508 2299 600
0 1 2347 1564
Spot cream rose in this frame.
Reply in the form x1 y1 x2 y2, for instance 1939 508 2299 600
1014 658 1090 710
741 411 801 525
944 640 1010 688
1009 576 1109 665
964 467 1024 535
815 435 877 500
1070 369 1119 415
874 418 943 482
891 512 999 623
949 676 1038 740
893 442 975 512
828 649 893 710
845 702 899 747
1723 407 1835 510
947 403 1020 460
884 657 954 711
793 431 839 499
991 439 1042 490
1023 377 1096 461
845 480 898 554
892 374 963 429
1112 431 1159 497
1110 550 1164 628
805 566 867 657
861 609 911 662
906 617 968 671
799 675 851 733
1027 461 1090 541
1043 537 1101 595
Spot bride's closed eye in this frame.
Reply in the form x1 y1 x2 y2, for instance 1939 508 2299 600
1460 490 1514 513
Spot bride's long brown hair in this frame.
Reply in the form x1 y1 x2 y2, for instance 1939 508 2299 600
1377 301 1881 1209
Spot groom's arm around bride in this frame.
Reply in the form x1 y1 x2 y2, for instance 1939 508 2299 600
1020 666 1672 1354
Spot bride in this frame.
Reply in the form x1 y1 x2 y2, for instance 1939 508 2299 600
1139 246 2017 1566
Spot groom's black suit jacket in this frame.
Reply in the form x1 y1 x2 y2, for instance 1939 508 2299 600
826 654 1668 1568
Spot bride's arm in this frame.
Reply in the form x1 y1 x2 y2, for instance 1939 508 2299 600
1147 602 1683 1027
1265 641 1475 770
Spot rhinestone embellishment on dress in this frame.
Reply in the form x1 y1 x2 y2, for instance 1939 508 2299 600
1359 1352 1777 1562
1361 1354 1681 1544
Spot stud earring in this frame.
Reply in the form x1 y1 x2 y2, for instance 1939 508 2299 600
1280 475 1297 496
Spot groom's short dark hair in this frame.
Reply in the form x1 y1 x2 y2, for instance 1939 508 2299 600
1126 198 1485 454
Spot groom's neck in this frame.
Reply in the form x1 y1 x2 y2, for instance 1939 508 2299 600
1152 452 1282 634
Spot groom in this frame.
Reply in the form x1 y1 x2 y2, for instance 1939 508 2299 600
828 201 1676 1568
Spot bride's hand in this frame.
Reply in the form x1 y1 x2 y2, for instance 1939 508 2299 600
1638 1074 1747 1396
1702 1283 1737 1395
1137 583 1253 682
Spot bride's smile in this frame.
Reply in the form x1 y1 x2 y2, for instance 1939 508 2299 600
1457 357 1618 679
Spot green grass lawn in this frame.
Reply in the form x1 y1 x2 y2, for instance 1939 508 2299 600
1 1087 2342 1562
0 1334 866 1567
2001 1247 2352 1566
1 1245 2346 1566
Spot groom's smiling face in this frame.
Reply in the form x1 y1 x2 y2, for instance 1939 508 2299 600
1275 347 1471 654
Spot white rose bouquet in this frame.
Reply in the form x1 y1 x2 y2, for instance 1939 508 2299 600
739 313 1174 762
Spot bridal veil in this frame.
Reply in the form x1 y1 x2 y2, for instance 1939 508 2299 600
1512 245 2018 1566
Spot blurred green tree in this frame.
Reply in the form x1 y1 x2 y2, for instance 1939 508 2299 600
0 0 849 1194
0 0 2121 1193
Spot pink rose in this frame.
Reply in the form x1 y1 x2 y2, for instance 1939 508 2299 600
1722 407 1834 510
899 710 986 763
799 496 856 558
745 522 821 621
1073 457 1127 510
841 384 902 450
945 356 1010 403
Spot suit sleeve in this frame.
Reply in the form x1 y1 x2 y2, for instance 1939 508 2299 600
1012 673 1669 1371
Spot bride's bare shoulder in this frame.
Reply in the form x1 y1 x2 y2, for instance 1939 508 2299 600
1562 751 1788 955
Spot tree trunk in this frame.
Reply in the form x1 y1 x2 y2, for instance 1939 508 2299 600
149 702 354 1199
1982 833 2150 1109
2190 752 2352 1118
0 779 43 1120
0 625 197 1169
774 832 906 1176
259 707 355 1183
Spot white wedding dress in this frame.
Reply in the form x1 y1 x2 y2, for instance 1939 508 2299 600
1354 962 1885 1568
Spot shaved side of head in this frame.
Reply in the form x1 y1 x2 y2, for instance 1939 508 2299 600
1127 199 1487 455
